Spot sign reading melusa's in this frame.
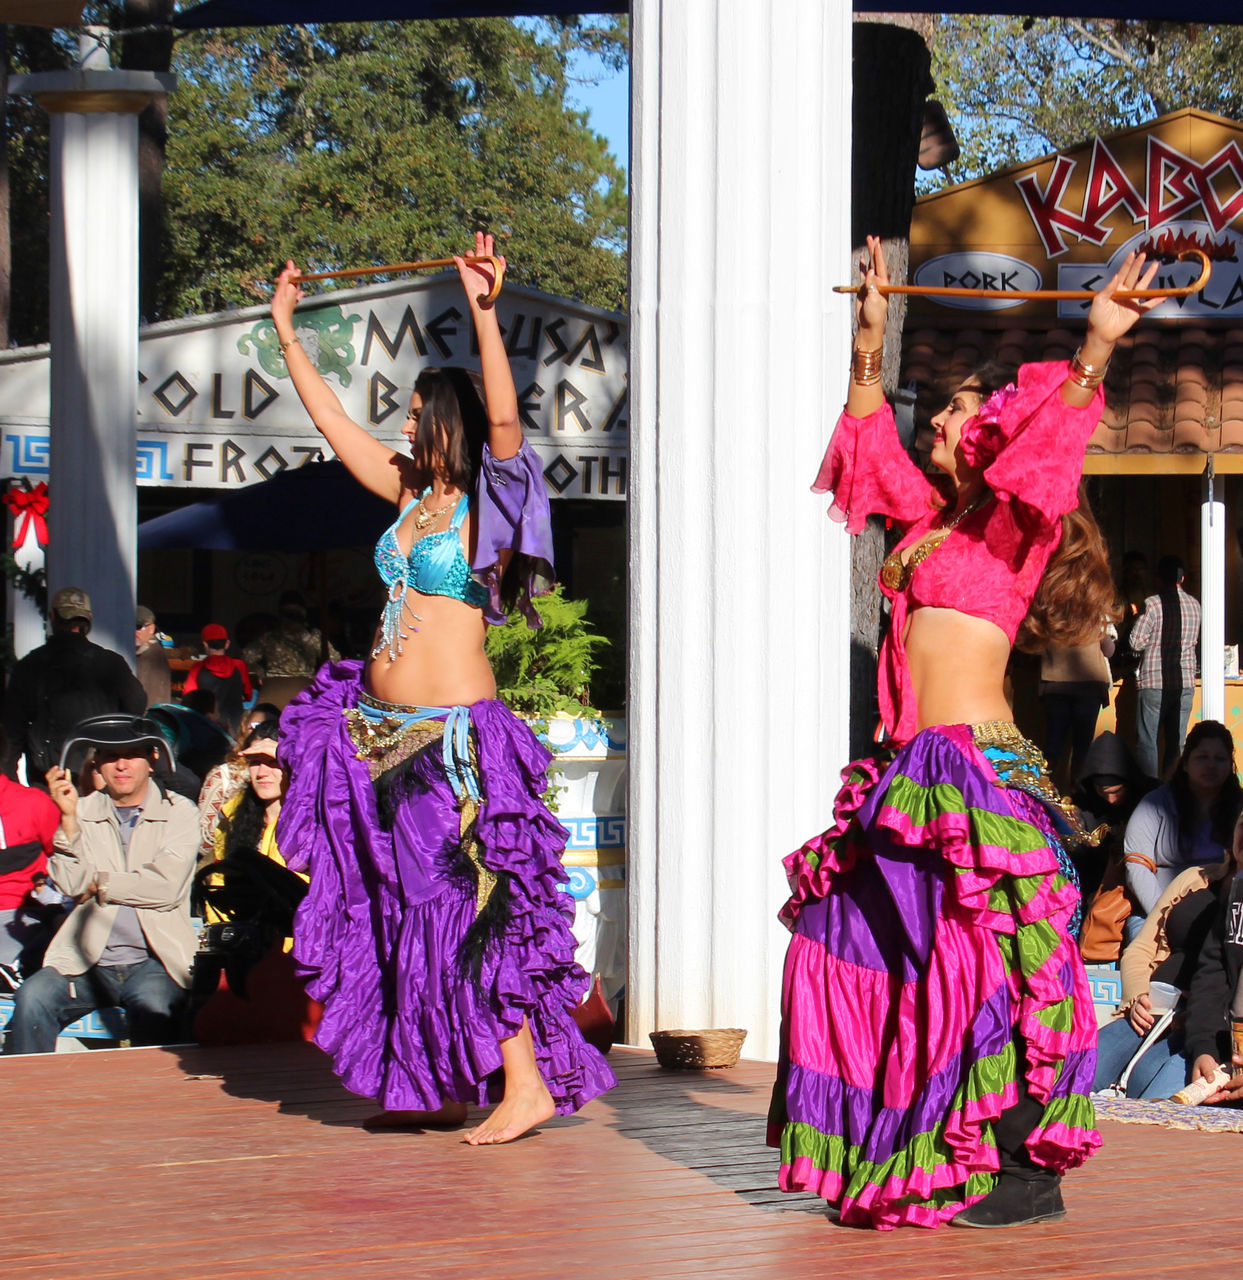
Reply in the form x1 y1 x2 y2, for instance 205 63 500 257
0 276 629 500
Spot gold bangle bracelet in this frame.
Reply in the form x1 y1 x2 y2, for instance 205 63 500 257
1068 346 1109 389
279 335 301 358
852 345 884 386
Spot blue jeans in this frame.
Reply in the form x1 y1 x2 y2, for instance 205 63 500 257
1136 687 1194 779
4 957 186 1055
1093 1015 1188 1098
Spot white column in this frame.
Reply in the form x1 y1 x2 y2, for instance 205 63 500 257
1201 463 1226 723
8 68 173 660
628 0 853 1060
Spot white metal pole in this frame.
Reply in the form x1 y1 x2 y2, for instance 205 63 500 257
1201 461 1226 723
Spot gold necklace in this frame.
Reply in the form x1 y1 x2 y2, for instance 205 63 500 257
879 493 989 592
413 491 455 530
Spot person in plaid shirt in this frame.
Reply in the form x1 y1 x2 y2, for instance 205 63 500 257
1128 555 1201 778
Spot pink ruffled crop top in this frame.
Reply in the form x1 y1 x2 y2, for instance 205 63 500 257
813 361 1104 747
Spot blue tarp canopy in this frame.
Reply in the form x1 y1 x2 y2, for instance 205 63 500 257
138 461 394 552
172 1 1243 28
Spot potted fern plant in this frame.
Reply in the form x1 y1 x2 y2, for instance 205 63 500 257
484 584 626 1009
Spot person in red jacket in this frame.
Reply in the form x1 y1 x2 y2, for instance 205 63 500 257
183 624 253 735
0 727 61 984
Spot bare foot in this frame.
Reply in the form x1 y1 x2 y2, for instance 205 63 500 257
362 1101 468 1130
463 1082 555 1145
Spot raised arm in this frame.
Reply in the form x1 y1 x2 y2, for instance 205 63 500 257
456 231 521 461
1059 251 1160 409
271 260 407 504
847 235 889 419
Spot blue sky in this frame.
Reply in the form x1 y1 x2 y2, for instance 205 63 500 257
566 46 630 176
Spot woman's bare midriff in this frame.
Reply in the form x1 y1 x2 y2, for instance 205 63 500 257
365 593 496 706
904 606 1014 731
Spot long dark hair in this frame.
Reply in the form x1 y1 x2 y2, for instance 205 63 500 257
219 721 283 861
1016 485 1121 652
410 366 488 492
1169 720 1242 850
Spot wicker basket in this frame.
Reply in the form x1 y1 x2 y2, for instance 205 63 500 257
648 1027 747 1070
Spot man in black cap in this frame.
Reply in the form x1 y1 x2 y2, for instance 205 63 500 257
2 587 146 789
3 714 199 1054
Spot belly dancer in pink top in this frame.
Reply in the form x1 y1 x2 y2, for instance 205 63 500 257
768 238 1160 1229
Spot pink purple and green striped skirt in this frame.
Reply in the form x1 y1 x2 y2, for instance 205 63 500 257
767 723 1100 1230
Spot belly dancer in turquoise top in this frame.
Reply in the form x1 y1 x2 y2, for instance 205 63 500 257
269 233 615 1144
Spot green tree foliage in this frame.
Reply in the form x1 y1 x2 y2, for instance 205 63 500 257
161 18 628 320
925 18 1243 192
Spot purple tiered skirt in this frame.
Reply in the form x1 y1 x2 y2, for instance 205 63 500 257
276 660 616 1114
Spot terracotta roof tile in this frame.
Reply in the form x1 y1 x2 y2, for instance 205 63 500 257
898 323 1243 455
1115 422 1168 451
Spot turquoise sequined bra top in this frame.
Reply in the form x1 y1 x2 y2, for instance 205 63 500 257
372 490 490 660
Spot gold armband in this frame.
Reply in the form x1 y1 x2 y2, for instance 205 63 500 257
851 345 884 386
1068 347 1109 389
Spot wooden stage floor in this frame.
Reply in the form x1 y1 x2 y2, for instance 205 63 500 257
4 1041 1239 1279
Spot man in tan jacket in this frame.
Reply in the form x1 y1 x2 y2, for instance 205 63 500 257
3 715 198 1054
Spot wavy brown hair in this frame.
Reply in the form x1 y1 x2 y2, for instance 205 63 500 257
1015 484 1121 653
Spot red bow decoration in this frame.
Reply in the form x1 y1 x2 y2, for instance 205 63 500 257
3 482 49 550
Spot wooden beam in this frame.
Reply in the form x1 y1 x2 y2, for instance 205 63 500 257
1083 453 1243 475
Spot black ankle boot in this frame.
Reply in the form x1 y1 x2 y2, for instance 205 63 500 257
951 1173 1066 1229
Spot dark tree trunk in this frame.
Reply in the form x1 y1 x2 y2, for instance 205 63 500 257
118 0 175 324
847 18 934 757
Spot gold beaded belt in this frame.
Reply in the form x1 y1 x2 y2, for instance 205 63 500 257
971 720 1106 848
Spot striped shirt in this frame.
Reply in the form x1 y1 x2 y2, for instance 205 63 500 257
1128 585 1201 690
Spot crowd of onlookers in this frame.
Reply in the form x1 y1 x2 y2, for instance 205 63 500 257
1 552 1238 1093
1044 550 1243 1104
0 585 314 1053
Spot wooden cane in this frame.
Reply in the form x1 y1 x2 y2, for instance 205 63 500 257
830 248 1212 302
290 254 505 305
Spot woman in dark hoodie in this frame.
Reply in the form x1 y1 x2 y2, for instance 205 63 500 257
1072 730 1155 901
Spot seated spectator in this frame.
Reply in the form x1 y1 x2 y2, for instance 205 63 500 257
183 624 253 735
1093 801 1242 1097
0 727 61 984
193 721 307 1015
1123 720 1240 940
2 714 199 1055
195 704 282 865
1185 812 1243 1101
1072 730 1155 901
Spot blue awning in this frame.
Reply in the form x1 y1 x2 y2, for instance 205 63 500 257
138 461 394 552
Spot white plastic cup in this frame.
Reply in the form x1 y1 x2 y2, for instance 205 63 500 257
1147 981 1180 1014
